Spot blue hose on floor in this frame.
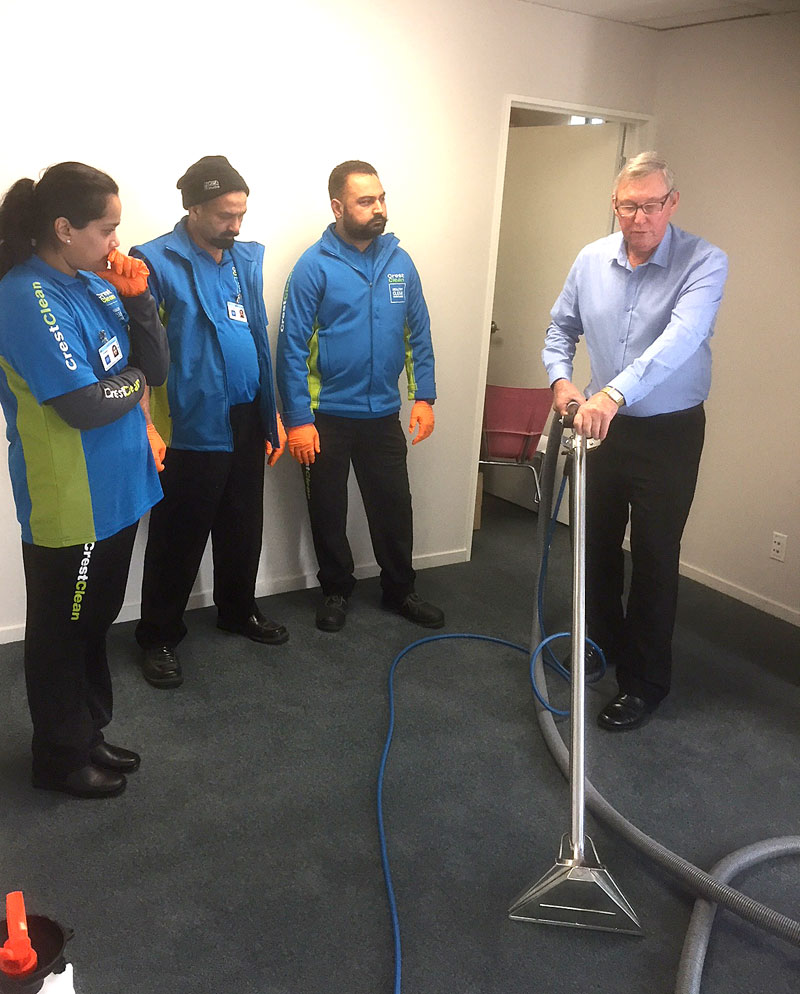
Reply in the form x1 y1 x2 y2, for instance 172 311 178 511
377 628 600 994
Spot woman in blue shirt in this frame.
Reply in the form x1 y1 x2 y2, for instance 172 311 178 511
0 161 168 797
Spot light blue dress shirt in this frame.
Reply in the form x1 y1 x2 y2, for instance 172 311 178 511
542 224 728 417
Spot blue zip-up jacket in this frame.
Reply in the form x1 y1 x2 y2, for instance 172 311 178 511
277 225 436 427
131 219 279 451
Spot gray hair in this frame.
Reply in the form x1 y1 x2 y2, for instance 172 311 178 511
613 151 675 196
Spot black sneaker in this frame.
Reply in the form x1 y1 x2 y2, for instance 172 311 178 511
384 593 444 629
316 594 348 632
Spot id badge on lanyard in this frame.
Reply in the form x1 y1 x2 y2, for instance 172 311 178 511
227 263 248 323
98 335 123 371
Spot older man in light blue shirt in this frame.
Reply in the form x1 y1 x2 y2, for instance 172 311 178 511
543 151 728 731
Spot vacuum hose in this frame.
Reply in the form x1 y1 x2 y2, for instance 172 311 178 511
532 413 800 989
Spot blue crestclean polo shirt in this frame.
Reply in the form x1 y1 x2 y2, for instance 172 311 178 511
0 256 162 546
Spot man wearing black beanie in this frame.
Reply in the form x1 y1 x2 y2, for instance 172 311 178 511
130 156 289 688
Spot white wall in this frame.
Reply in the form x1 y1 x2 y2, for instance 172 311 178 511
0 0 662 642
653 13 800 623
7 4 797 635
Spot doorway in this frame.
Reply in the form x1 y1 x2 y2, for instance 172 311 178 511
480 100 651 512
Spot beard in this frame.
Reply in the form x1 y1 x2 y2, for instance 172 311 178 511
209 234 236 250
342 213 387 241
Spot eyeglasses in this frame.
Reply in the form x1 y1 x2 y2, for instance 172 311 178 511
614 190 674 218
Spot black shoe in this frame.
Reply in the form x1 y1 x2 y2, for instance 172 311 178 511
384 593 445 629
316 595 348 632
142 645 182 688
597 693 657 731
217 612 289 645
89 741 140 773
33 764 127 798
561 645 605 677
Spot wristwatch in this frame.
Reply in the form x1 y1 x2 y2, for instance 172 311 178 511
600 385 625 407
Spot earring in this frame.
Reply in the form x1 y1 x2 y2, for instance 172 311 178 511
66 239 71 244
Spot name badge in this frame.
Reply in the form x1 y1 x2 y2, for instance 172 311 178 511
99 336 123 371
227 301 248 323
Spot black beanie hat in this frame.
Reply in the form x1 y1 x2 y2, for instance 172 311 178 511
177 155 249 208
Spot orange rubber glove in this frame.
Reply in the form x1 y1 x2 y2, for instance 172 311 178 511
146 423 166 472
408 401 434 445
287 423 320 465
97 250 150 297
266 412 287 467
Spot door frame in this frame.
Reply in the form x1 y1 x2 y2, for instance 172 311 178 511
465 95 654 554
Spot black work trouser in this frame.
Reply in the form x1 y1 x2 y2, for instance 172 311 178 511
135 402 265 649
585 404 705 705
22 523 138 778
307 412 415 602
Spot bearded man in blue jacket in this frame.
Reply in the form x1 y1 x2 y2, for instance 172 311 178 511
132 156 289 688
277 160 444 633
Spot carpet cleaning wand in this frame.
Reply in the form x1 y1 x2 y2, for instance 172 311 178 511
508 405 641 934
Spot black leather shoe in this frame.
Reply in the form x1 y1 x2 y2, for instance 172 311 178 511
33 764 126 798
217 612 289 645
384 593 445 629
316 595 348 632
142 645 182 688
89 741 140 773
597 693 657 731
561 645 605 678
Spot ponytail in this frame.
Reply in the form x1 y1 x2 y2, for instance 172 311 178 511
0 162 118 280
0 178 37 278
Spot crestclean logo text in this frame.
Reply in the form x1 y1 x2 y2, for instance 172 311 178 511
104 378 140 400
71 543 95 621
31 282 77 370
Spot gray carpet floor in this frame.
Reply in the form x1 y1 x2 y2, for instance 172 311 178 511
1 493 798 994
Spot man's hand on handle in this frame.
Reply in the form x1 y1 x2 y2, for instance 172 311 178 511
551 378 621 441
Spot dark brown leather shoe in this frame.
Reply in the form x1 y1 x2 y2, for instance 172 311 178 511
33 764 126 798
90 741 140 773
142 645 182 688
597 693 657 731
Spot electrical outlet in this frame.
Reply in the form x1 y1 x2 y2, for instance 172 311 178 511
770 531 787 562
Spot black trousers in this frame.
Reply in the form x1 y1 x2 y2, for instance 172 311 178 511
585 405 705 705
135 402 265 649
22 523 138 778
307 412 415 602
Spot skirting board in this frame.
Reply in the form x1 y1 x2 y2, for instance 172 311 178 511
619 536 798 627
2 545 794 644
677 560 798 626
0 548 471 647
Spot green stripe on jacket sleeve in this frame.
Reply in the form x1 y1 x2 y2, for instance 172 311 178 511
403 320 418 400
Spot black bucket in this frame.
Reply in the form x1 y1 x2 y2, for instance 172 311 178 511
0 916 73 994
